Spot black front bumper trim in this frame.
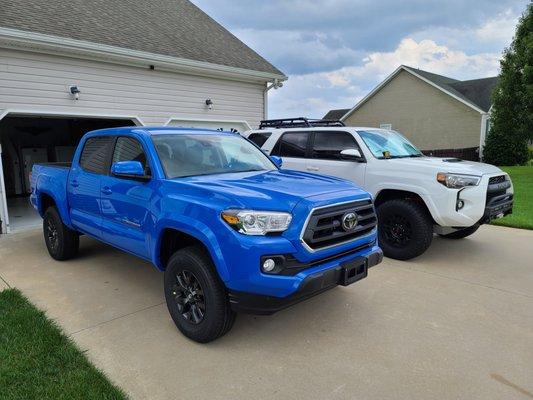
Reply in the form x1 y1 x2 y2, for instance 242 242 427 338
229 249 383 315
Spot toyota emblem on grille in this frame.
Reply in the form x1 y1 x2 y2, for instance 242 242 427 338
342 212 358 231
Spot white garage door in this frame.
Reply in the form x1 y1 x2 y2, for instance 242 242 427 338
165 118 251 135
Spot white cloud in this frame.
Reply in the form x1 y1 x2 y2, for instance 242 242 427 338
269 38 502 118
475 9 518 43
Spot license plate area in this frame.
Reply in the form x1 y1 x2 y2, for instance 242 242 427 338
340 257 367 286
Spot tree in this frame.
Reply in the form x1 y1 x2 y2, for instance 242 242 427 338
483 3 532 166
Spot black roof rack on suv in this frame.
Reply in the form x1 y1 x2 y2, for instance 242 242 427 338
259 117 346 129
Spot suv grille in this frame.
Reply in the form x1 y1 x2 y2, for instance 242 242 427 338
489 175 506 185
302 200 377 251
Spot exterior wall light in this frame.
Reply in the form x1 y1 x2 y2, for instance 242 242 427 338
69 85 81 100
205 98 213 110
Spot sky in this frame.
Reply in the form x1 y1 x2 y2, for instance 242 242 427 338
191 0 528 119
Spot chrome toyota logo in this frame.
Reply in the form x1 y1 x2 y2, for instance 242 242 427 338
342 212 358 231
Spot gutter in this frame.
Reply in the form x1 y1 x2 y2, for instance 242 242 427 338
0 27 288 84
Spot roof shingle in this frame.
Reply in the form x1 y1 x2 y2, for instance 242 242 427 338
0 0 284 76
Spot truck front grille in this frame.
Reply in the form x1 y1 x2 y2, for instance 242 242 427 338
301 200 377 251
488 175 506 185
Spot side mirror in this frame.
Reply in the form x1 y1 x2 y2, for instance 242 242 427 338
111 161 150 180
270 156 283 168
340 148 364 162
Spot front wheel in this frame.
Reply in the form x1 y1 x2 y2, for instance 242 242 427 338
377 199 433 260
164 247 235 343
439 225 480 239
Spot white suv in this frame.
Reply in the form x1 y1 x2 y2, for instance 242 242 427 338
244 118 514 260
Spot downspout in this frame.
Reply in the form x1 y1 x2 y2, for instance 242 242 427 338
263 78 285 121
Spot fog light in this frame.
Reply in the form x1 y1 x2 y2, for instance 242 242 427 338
456 200 465 210
262 258 276 272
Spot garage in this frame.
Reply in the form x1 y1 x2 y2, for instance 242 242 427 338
0 113 139 232
0 0 286 234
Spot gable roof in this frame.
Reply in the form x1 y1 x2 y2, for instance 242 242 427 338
323 109 350 120
342 65 497 121
0 0 284 79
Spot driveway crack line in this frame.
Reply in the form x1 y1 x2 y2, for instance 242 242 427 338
68 301 165 336
395 266 533 299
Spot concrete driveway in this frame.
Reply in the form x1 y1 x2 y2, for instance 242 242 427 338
1 225 532 400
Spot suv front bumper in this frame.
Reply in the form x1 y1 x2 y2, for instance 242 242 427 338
228 249 383 315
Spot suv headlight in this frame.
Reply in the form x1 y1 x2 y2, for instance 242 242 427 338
437 173 481 189
221 210 292 235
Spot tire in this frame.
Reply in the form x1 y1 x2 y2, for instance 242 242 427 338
377 199 433 260
164 246 236 343
43 207 79 261
439 224 480 239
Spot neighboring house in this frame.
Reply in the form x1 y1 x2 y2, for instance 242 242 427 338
332 65 498 161
0 0 285 233
322 109 350 120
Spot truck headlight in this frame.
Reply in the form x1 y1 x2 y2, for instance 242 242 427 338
437 173 481 189
221 210 292 235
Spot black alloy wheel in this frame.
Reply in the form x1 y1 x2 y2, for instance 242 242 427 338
172 270 206 325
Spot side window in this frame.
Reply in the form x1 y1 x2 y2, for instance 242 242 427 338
112 137 149 174
312 131 358 160
271 132 310 158
248 132 271 147
79 137 114 174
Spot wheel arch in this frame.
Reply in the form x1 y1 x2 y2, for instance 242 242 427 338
153 224 230 282
374 189 435 224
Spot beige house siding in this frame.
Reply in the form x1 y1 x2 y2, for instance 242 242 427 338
0 48 265 128
343 70 482 150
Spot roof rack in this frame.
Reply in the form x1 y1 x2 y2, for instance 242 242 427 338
259 117 346 129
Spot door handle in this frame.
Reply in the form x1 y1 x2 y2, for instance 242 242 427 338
307 166 319 171
101 187 112 195
70 180 79 187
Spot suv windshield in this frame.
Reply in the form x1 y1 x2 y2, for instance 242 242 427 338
358 129 423 159
152 134 277 178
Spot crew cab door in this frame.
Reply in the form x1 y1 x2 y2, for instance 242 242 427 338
306 131 366 186
100 136 154 259
68 136 114 238
270 131 311 172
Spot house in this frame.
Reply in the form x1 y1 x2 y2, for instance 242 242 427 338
322 109 350 120
327 65 498 161
0 0 286 233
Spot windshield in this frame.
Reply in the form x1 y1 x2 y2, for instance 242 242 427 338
358 129 423 159
152 134 277 178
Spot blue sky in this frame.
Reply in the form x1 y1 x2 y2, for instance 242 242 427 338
191 0 528 119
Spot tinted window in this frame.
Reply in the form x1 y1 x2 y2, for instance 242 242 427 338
112 137 148 173
248 132 271 147
79 137 114 174
312 131 358 160
271 132 309 158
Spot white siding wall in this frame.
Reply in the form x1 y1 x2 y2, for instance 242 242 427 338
0 48 265 127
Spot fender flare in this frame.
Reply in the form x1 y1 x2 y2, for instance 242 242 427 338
152 217 230 282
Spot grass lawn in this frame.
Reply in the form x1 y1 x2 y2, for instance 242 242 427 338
491 166 533 230
0 288 126 400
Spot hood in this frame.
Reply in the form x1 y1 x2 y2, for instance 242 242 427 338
170 169 368 211
384 156 503 175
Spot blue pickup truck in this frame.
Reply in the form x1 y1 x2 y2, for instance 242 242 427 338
30 127 382 342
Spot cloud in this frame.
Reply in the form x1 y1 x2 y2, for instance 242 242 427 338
269 38 502 118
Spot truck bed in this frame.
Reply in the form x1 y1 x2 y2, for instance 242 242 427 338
34 162 72 169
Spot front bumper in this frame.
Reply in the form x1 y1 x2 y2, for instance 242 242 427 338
480 193 513 223
228 249 383 315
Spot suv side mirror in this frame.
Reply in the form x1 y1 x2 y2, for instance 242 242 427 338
111 161 150 180
270 156 283 168
340 148 364 162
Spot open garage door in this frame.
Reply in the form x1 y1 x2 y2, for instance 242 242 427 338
165 117 251 135
0 113 139 233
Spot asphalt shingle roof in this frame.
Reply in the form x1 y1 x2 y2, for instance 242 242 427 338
322 109 350 120
0 0 284 76
403 66 498 112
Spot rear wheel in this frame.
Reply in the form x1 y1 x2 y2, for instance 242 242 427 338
377 199 433 260
164 246 235 343
43 207 79 261
439 225 480 239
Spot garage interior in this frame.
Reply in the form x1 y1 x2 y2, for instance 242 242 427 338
0 115 136 233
